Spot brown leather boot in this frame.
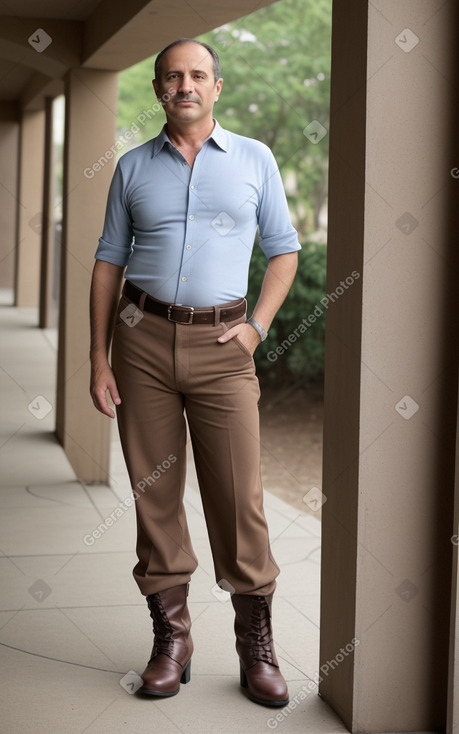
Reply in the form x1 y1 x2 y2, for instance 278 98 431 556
138 583 193 697
231 592 289 707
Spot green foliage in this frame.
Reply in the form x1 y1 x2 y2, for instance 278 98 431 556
248 241 327 384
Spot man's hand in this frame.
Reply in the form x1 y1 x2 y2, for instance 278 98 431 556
89 260 125 418
217 321 261 356
217 252 298 358
90 361 121 418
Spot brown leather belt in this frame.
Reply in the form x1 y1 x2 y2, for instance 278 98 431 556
123 280 246 325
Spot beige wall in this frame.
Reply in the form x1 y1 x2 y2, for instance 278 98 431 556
320 0 458 731
0 107 19 290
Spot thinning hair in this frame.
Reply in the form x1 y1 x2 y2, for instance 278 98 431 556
154 38 221 82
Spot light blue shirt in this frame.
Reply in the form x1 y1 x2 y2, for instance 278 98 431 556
95 120 300 307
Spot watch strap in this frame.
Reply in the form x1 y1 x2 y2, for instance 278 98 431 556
247 317 268 342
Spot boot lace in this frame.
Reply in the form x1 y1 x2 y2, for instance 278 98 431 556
148 593 174 657
247 596 274 665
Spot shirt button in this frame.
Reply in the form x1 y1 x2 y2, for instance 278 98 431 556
186 245 192 250
181 276 188 282
190 185 195 190
189 214 195 220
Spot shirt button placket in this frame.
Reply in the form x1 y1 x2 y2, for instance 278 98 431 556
179 183 196 301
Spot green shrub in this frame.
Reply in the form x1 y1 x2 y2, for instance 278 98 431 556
247 241 327 384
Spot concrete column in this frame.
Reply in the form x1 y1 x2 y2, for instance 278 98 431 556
56 68 118 483
448 385 459 733
15 109 45 306
38 97 56 329
320 1 459 732
0 104 19 291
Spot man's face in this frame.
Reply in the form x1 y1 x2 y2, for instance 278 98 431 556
153 42 223 126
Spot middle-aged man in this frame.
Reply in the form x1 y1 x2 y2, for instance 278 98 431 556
90 38 300 707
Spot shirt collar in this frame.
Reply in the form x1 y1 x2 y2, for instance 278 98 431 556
151 119 228 158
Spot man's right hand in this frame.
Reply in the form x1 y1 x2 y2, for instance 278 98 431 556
90 361 121 418
89 260 125 418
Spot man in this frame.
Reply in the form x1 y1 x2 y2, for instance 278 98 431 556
90 37 300 707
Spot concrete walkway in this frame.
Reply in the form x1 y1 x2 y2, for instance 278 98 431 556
0 292 348 734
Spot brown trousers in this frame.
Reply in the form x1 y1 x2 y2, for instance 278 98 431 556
111 290 279 597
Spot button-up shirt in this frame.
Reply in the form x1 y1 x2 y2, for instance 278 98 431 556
95 120 300 307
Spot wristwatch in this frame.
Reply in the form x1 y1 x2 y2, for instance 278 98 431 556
247 317 268 342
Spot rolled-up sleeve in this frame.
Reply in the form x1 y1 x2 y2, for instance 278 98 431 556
257 150 301 259
94 160 133 266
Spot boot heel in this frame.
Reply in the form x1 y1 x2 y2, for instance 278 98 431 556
181 659 191 684
239 661 248 688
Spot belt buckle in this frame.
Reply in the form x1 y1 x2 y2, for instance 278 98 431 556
168 304 194 324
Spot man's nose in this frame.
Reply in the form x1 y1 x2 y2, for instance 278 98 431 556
178 74 193 94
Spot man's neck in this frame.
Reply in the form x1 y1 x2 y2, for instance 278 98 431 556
166 118 216 152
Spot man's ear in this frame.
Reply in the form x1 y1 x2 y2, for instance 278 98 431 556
152 79 160 99
215 77 223 100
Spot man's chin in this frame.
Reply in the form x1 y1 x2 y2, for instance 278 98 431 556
170 107 203 121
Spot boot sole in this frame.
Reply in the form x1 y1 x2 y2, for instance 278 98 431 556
137 659 191 697
245 691 290 707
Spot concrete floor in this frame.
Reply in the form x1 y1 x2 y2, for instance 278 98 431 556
0 292 351 733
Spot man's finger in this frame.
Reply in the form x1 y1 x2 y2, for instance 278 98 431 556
217 324 241 343
108 385 122 407
93 386 116 418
